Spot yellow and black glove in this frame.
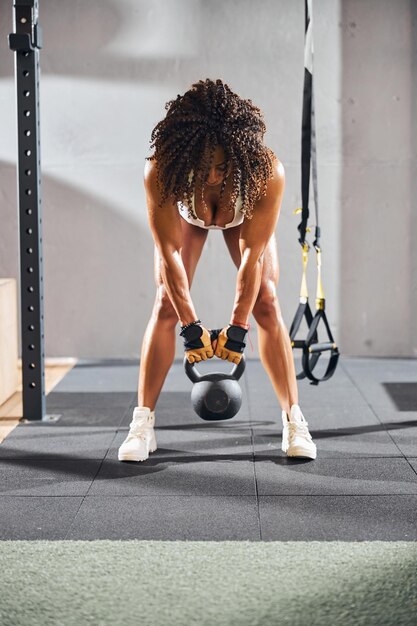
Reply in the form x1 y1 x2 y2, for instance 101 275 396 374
180 320 214 363
214 325 248 364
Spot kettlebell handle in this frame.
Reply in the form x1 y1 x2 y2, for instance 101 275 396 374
183 357 201 383
183 352 246 383
228 354 246 380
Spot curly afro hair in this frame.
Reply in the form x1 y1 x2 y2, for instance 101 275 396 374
146 78 276 221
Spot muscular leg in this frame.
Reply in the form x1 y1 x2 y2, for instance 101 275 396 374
138 221 208 410
222 228 298 415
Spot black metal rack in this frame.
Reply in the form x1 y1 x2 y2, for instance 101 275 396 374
8 0 46 420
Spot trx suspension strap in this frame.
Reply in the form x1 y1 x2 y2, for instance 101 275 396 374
289 0 340 385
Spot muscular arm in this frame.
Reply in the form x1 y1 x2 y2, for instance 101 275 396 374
230 158 285 325
144 160 198 326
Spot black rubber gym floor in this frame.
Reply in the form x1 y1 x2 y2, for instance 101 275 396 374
1 357 416 541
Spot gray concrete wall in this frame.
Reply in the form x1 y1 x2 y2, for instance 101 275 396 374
411 0 417 357
0 0 414 359
340 0 417 357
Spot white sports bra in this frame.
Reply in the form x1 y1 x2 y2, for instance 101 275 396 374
177 171 244 230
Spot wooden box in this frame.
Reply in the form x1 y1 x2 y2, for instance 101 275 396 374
0 279 19 406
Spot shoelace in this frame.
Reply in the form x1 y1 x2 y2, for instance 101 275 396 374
128 431 147 441
128 420 153 439
287 421 312 443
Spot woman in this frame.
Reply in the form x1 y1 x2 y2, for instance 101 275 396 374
118 78 316 462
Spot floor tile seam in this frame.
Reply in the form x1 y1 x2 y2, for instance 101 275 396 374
4 476 417 490
257 493 417 498
1 493 414 499
132 450 257 462
82 431 120 498
242 368 254 428
116 425 254 434
253 455 411 459
254 457 407 460
0 456 114 462
339 359 413 464
62 493 90 539
115 430 254 438
7 426 121 430
249 426 262 540
408 463 417 479
0 494 86 498
60 433 121 539
0 454 410 462
257 492 417 496
243 358 277 539
39 494 259 499
77 493 259 498
1 493 411 499
45 406 132 411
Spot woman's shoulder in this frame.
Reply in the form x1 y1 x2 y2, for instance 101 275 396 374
143 157 163 201
143 157 178 209
266 149 284 176
262 150 285 198
143 156 157 184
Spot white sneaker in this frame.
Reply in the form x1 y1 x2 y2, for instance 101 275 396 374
281 404 317 459
118 406 157 462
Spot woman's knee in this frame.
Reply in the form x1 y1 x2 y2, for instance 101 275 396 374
153 286 178 325
252 283 283 328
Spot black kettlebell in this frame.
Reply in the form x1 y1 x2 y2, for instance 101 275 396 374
184 329 246 421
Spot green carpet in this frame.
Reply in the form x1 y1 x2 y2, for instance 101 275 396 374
1 541 416 625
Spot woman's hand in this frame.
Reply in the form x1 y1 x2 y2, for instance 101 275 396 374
214 325 248 364
180 323 214 363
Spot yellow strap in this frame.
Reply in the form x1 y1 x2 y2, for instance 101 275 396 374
299 242 309 302
315 247 325 310
294 208 326 309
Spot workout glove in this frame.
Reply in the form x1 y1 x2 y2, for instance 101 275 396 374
180 322 214 363
214 325 247 364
